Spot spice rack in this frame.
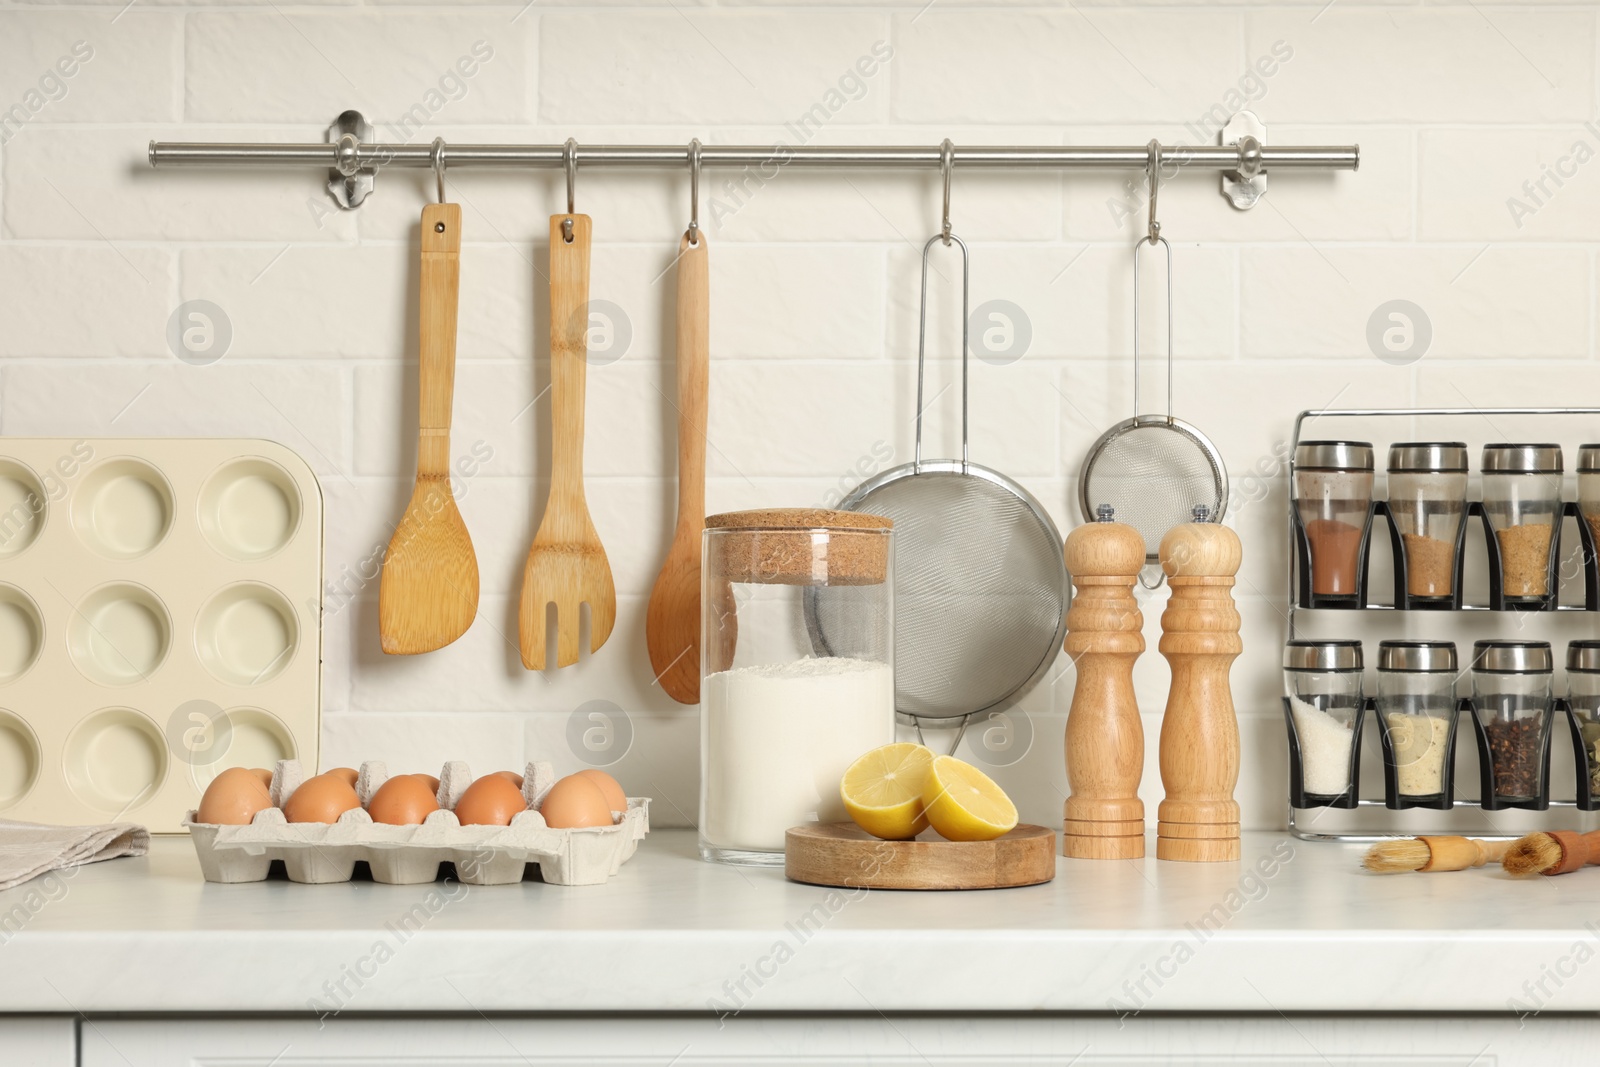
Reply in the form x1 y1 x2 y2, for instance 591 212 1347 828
1285 407 1600 842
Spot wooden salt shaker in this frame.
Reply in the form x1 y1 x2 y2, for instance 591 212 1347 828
1062 505 1147 860
1156 509 1243 862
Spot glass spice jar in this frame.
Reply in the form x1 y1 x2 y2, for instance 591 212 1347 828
1567 640 1600 801
1481 444 1564 606
1282 640 1363 799
1386 443 1469 604
1471 640 1554 803
1579 445 1600 557
1295 441 1375 603
699 508 896 866
1376 640 1457 801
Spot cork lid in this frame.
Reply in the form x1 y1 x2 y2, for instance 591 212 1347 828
705 508 893 586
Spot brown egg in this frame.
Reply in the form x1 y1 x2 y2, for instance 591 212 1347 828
249 768 273 790
367 775 440 826
493 770 524 788
197 766 274 825
324 767 359 787
283 774 362 824
453 774 527 826
408 773 441 794
540 774 613 829
576 769 626 813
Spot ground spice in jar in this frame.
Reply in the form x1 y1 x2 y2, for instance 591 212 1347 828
1305 518 1364 596
1385 711 1451 796
1290 697 1355 796
1485 715 1545 798
1586 514 1600 557
1401 533 1455 599
1584 721 1600 795
1496 522 1553 598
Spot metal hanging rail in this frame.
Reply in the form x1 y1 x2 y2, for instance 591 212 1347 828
148 141 1358 170
144 109 1358 210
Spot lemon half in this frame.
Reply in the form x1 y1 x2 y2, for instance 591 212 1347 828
921 754 1018 842
841 742 934 840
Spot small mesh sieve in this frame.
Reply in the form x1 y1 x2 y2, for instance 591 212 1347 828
812 204 1068 745
1080 145 1227 563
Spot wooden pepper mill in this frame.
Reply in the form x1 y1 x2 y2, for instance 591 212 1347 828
1156 507 1243 862
1062 504 1148 860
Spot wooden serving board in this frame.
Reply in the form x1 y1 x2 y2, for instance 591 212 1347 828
785 823 1056 890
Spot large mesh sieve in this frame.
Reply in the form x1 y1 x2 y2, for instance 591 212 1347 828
811 222 1068 735
1080 224 1227 561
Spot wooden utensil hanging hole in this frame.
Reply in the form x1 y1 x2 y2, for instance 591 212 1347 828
434 222 445 233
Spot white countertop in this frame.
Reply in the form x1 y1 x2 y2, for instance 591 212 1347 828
1 830 1596 1015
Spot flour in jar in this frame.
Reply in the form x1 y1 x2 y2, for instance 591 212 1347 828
702 657 894 854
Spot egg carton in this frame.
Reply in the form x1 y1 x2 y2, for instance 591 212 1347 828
185 759 649 886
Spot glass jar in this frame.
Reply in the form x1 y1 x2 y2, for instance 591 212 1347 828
1282 640 1363 799
699 508 895 865
1481 444 1563 605
1295 441 1375 602
1376 640 1457 801
1387 443 1469 603
1567 640 1600 800
1579 445 1600 556
1471 640 1554 803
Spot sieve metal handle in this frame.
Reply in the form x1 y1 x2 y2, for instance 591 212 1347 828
1133 139 1174 424
914 230 971 475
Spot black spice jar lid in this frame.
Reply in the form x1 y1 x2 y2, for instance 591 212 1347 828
1567 640 1600 673
1388 442 1469 474
1295 441 1374 473
1472 639 1553 674
1377 639 1457 672
1283 639 1363 672
1578 444 1600 474
1482 443 1563 474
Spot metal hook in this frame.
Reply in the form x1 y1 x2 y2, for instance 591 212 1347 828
939 138 954 246
686 138 702 245
913 230 970 475
1145 138 1161 244
562 137 577 244
430 137 446 205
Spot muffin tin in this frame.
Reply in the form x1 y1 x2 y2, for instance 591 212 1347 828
0 439 322 832
186 760 651 886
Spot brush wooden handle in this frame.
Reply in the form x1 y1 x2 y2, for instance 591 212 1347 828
1543 830 1600 875
417 203 461 478
1156 522 1243 863
1418 836 1510 872
549 213 592 506
1062 518 1147 860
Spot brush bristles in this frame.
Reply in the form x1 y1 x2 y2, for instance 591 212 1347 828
1503 833 1564 876
1362 838 1432 873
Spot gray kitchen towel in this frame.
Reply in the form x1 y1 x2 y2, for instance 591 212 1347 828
0 819 149 892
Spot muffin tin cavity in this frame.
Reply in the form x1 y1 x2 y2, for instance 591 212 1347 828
199 458 302 562
69 583 172 686
0 438 322 832
64 707 168 814
73 459 175 560
0 585 43 684
0 711 41 808
196 584 299 686
0 461 46 559
189 707 295 792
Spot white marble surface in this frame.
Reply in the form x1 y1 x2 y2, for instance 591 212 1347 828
1 830 1597 1015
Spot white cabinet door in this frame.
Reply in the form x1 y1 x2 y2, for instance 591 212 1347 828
0 1016 75 1066
81 1013 1599 1064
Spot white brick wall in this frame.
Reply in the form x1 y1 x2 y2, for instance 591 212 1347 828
1 1 1594 835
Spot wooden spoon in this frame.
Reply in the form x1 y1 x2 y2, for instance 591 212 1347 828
378 202 479 654
646 232 709 703
518 213 616 669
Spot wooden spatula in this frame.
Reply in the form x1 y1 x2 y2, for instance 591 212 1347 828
646 232 709 703
378 202 479 654
518 213 616 669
